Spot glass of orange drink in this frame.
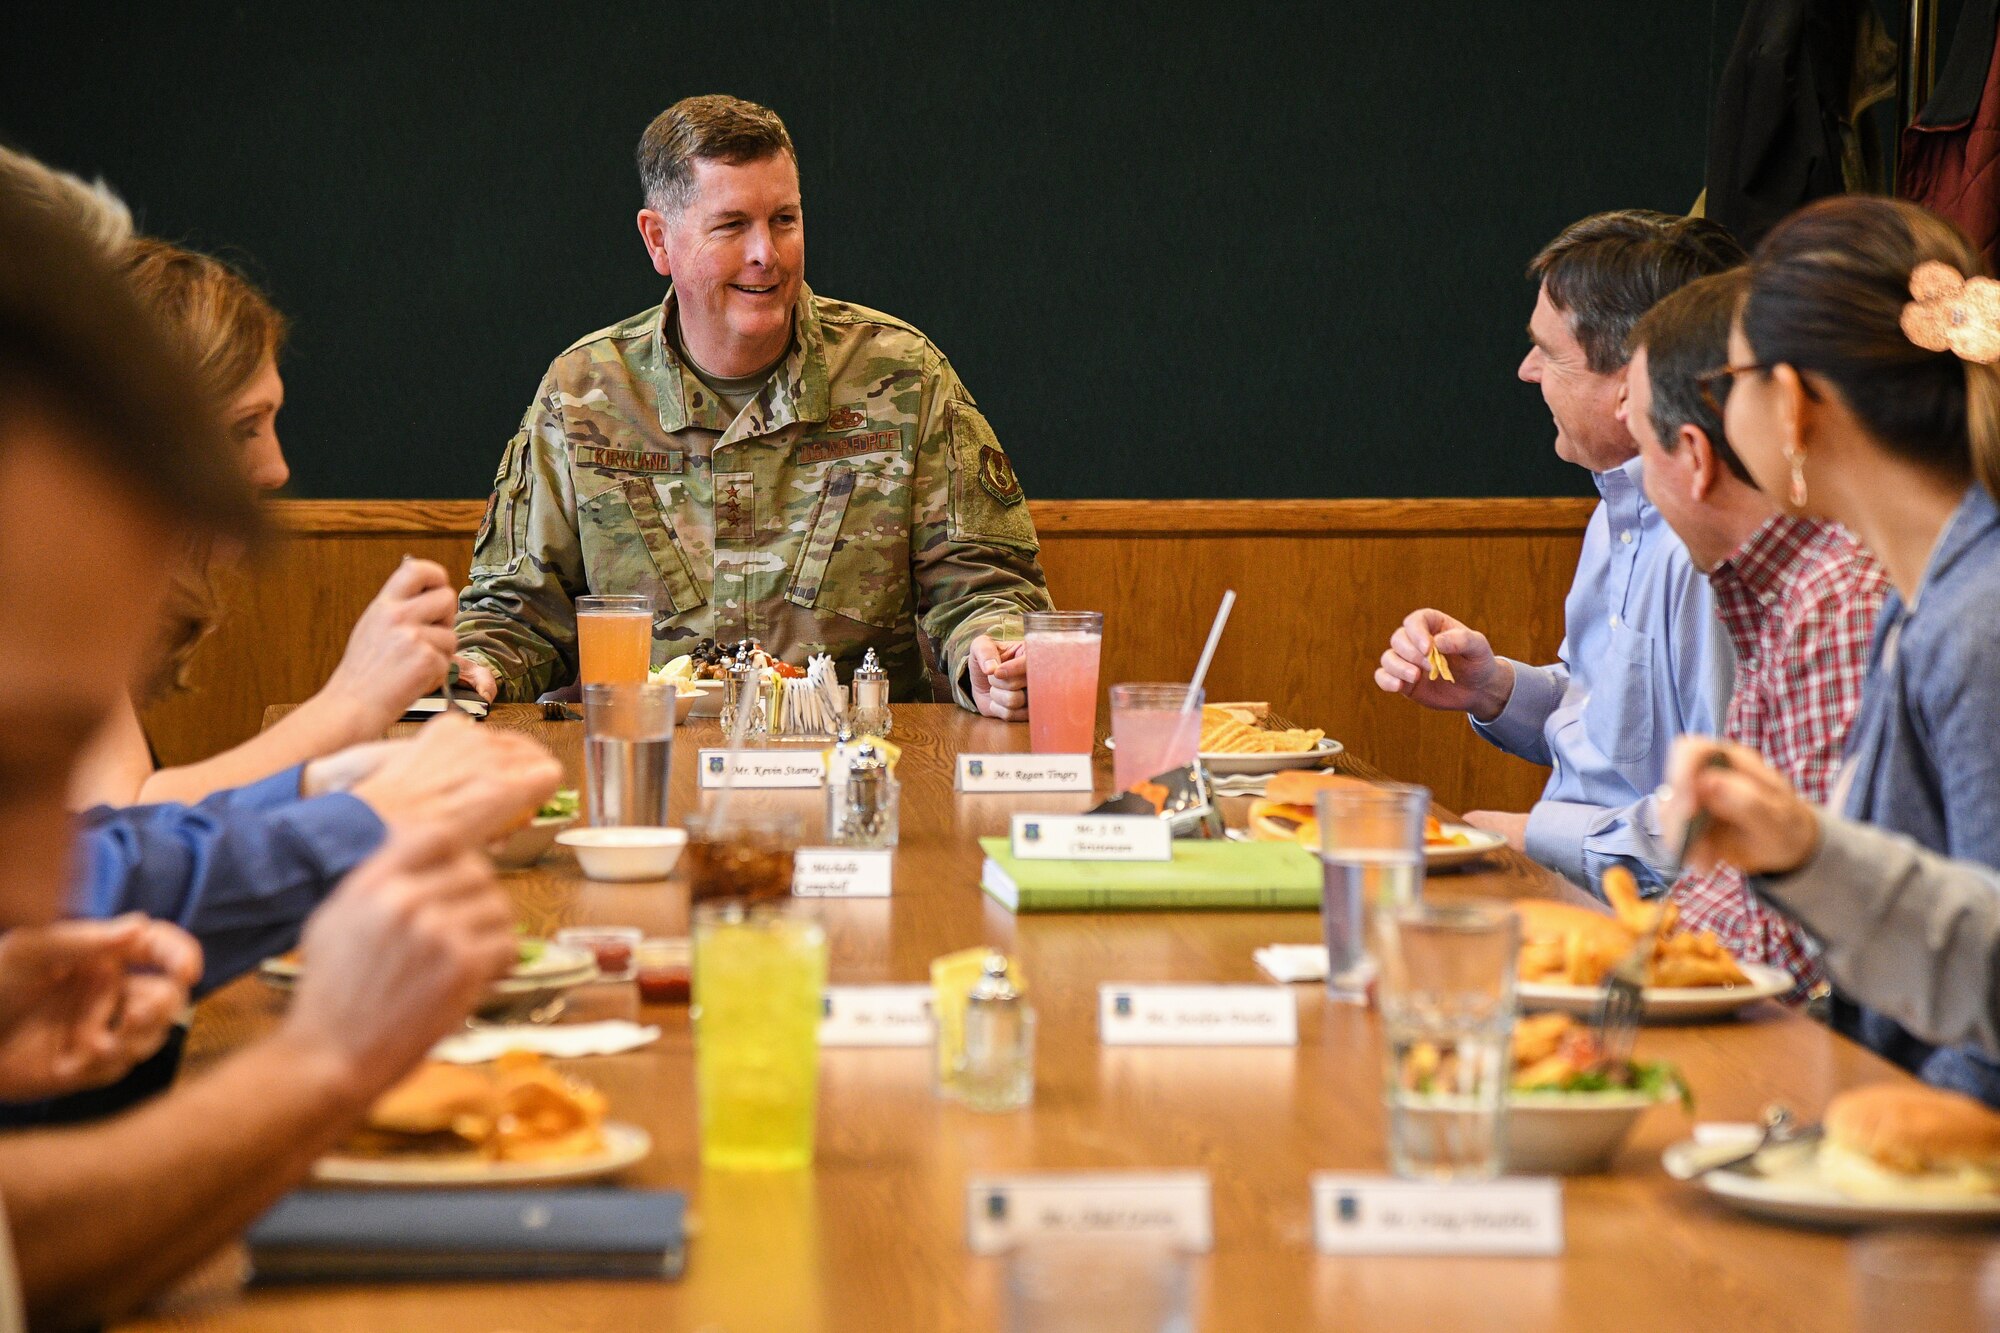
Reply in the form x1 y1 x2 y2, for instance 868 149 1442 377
577 594 655 686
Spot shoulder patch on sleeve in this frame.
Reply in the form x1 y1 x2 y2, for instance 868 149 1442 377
948 400 1038 550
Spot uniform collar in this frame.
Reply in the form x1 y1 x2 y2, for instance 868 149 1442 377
652 284 831 439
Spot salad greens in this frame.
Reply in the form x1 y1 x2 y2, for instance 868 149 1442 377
1516 1059 1693 1111
537 788 580 821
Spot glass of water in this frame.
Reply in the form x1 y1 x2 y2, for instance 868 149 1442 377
582 682 677 827
1316 783 1428 1003
1376 900 1519 1181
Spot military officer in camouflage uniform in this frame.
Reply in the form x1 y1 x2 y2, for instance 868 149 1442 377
454 95 1051 719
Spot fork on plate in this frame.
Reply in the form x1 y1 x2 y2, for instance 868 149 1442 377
1592 866 1669 1068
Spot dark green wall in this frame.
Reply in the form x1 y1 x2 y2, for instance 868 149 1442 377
1 1 1742 500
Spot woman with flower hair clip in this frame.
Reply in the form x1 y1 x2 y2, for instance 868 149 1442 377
1665 195 2000 1100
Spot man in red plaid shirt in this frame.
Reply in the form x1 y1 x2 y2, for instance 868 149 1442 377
1618 270 1888 997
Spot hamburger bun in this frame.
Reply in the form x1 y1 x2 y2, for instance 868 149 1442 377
1247 773 1375 845
1820 1084 2000 1198
365 1062 500 1139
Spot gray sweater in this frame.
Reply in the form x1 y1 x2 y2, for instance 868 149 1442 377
1759 816 2000 1058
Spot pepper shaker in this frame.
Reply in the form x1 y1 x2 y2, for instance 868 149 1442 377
849 648 892 737
827 740 899 848
957 954 1034 1112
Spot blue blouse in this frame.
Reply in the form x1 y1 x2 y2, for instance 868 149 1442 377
1836 484 2000 1102
70 765 387 996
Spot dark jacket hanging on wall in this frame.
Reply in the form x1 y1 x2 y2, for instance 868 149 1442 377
1705 0 1898 249
1900 0 2000 272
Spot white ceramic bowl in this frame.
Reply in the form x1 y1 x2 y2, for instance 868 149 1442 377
685 680 726 718
672 687 700 725
489 813 576 869
557 826 688 881
1504 1091 1667 1174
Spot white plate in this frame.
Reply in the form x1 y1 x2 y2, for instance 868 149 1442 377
1662 1138 2000 1227
260 943 598 1021
1425 825 1508 869
1518 961 1794 1022
313 1121 652 1188
1108 736 1344 775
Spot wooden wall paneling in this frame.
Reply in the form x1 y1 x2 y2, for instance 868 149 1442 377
140 535 474 770
142 500 1589 817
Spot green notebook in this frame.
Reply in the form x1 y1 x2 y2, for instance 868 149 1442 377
978 837 1321 912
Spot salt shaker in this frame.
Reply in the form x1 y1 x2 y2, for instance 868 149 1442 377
957 954 1034 1112
849 648 892 737
827 740 899 848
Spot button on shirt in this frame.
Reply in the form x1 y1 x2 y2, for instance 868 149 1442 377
1472 457 1734 893
70 764 387 996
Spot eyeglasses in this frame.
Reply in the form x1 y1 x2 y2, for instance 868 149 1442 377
1695 362 1774 418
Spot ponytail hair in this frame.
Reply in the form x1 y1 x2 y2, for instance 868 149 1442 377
1969 361 2000 500
1743 196 1998 495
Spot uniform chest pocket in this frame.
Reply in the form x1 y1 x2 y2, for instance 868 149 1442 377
784 461 912 629
1581 624 1657 767
575 474 709 615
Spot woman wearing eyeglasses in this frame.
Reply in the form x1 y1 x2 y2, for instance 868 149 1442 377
1675 195 2000 1102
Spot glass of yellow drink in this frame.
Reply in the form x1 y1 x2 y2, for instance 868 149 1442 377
576 593 655 686
693 901 827 1170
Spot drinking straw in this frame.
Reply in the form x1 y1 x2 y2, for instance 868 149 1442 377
707 664 766 834
1162 590 1235 765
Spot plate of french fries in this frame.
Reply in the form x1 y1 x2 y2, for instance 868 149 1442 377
1515 866 1793 1021
1194 702 1342 775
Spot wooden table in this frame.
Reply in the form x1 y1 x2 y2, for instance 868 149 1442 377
132 705 1915 1332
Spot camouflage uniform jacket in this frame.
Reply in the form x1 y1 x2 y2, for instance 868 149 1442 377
455 284 1052 705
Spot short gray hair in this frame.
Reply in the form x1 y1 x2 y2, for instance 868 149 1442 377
636 95 796 217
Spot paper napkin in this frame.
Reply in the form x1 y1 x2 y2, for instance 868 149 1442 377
1254 944 1329 983
431 1021 662 1065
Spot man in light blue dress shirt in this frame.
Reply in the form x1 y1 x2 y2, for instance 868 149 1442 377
1376 212 1740 894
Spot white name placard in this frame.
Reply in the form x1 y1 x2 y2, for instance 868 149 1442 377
791 848 893 898
1310 1175 1564 1256
819 985 934 1047
956 754 1093 793
697 749 825 789
965 1172 1213 1256
1098 984 1299 1046
1009 814 1171 862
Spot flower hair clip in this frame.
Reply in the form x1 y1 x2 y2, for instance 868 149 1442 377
1901 261 2000 364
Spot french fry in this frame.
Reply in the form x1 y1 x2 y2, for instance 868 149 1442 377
1426 642 1455 683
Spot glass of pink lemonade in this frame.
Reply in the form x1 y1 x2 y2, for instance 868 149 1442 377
1025 611 1103 754
1109 683 1204 791
577 594 655 687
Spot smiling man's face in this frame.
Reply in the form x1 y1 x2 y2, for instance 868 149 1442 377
645 152 803 374
1517 284 1637 473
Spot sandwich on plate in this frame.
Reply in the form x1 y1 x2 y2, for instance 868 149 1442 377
1818 1083 2000 1200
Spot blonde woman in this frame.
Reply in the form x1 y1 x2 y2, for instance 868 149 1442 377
66 239 459 808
